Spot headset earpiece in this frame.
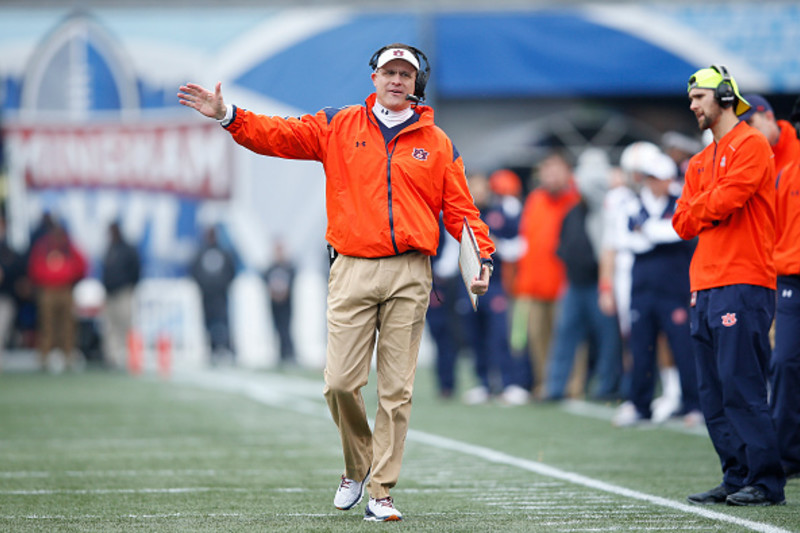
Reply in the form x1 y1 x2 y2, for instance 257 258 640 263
711 64 735 109
369 44 431 101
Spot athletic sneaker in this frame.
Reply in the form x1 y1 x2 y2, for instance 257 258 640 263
726 486 785 506
687 483 729 505
462 386 490 405
364 496 403 522
499 385 530 406
611 401 645 427
334 467 370 510
651 394 681 424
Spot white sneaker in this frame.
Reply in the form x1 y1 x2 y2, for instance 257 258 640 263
462 386 490 405
612 401 644 427
651 394 681 424
334 467 370 510
499 385 530 406
364 496 403 522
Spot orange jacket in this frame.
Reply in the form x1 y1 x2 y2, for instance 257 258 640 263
224 94 493 260
673 121 776 291
774 119 800 176
775 161 800 276
513 185 579 299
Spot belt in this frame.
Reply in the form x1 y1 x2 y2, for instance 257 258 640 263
327 244 420 266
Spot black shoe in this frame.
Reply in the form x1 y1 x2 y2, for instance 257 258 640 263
687 484 729 505
726 486 785 506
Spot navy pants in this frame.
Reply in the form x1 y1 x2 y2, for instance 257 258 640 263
690 285 785 502
427 276 461 395
629 290 699 418
770 276 800 474
458 286 527 393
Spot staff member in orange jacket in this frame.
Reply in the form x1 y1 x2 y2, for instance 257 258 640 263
770 98 800 481
178 43 494 522
674 65 785 506
738 93 800 176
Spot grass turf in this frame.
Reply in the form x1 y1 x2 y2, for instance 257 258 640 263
1 366 798 532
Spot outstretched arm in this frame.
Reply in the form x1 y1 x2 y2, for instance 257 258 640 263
177 82 226 120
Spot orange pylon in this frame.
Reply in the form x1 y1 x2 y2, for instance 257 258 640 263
156 332 172 380
127 330 143 376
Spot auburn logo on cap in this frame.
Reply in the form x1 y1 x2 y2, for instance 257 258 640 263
721 312 737 327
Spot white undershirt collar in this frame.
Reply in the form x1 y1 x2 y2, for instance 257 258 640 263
372 101 413 128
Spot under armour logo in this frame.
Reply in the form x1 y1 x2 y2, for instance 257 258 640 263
782 289 794 298
721 312 737 327
412 147 429 161
355 141 366 148
720 156 727 168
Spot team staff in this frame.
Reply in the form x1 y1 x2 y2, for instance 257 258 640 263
178 43 494 522
674 65 785 506
770 99 800 480
739 93 800 175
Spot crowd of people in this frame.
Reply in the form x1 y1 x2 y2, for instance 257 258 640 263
427 137 702 417
0 213 298 373
423 71 800 507
425 65 800 508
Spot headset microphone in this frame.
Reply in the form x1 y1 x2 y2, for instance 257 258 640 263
405 94 421 103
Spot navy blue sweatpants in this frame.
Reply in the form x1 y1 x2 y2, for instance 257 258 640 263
690 284 785 502
771 276 800 475
629 290 698 418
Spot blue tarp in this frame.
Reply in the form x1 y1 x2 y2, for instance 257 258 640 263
434 11 698 97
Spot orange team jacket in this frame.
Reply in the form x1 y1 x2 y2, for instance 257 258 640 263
673 121 776 291
775 160 800 276
223 93 494 261
513 185 580 299
773 119 800 176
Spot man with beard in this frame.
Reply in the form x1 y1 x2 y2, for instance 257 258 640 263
674 65 785 506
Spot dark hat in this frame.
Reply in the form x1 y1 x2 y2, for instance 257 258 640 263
738 94 773 122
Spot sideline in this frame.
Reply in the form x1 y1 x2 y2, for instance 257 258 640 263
178 369 791 533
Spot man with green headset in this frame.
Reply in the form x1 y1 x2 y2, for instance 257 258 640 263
674 65 786 507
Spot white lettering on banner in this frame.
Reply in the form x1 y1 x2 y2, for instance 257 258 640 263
3 121 234 199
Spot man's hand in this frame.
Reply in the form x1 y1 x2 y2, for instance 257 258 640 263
177 82 226 120
469 264 491 296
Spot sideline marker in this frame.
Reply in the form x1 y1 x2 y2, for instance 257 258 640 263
157 332 172 379
127 330 143 376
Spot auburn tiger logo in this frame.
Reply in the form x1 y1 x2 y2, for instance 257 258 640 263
721 313 737 327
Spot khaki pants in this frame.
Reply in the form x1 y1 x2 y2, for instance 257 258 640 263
36 286 76 366
101 287 135 370
324 253 431 499
515 297 557 399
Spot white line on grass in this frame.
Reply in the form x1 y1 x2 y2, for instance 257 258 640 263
179 370 791 533
0 487 249 495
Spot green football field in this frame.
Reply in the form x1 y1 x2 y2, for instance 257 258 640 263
1 364 798 532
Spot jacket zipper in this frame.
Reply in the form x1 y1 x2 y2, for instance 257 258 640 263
386 139 400 255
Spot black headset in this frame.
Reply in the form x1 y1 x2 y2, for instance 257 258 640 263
710 64 735 109
369 44 431 101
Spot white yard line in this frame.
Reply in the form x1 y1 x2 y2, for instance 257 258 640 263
177 369 792 533
0 487 249 495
